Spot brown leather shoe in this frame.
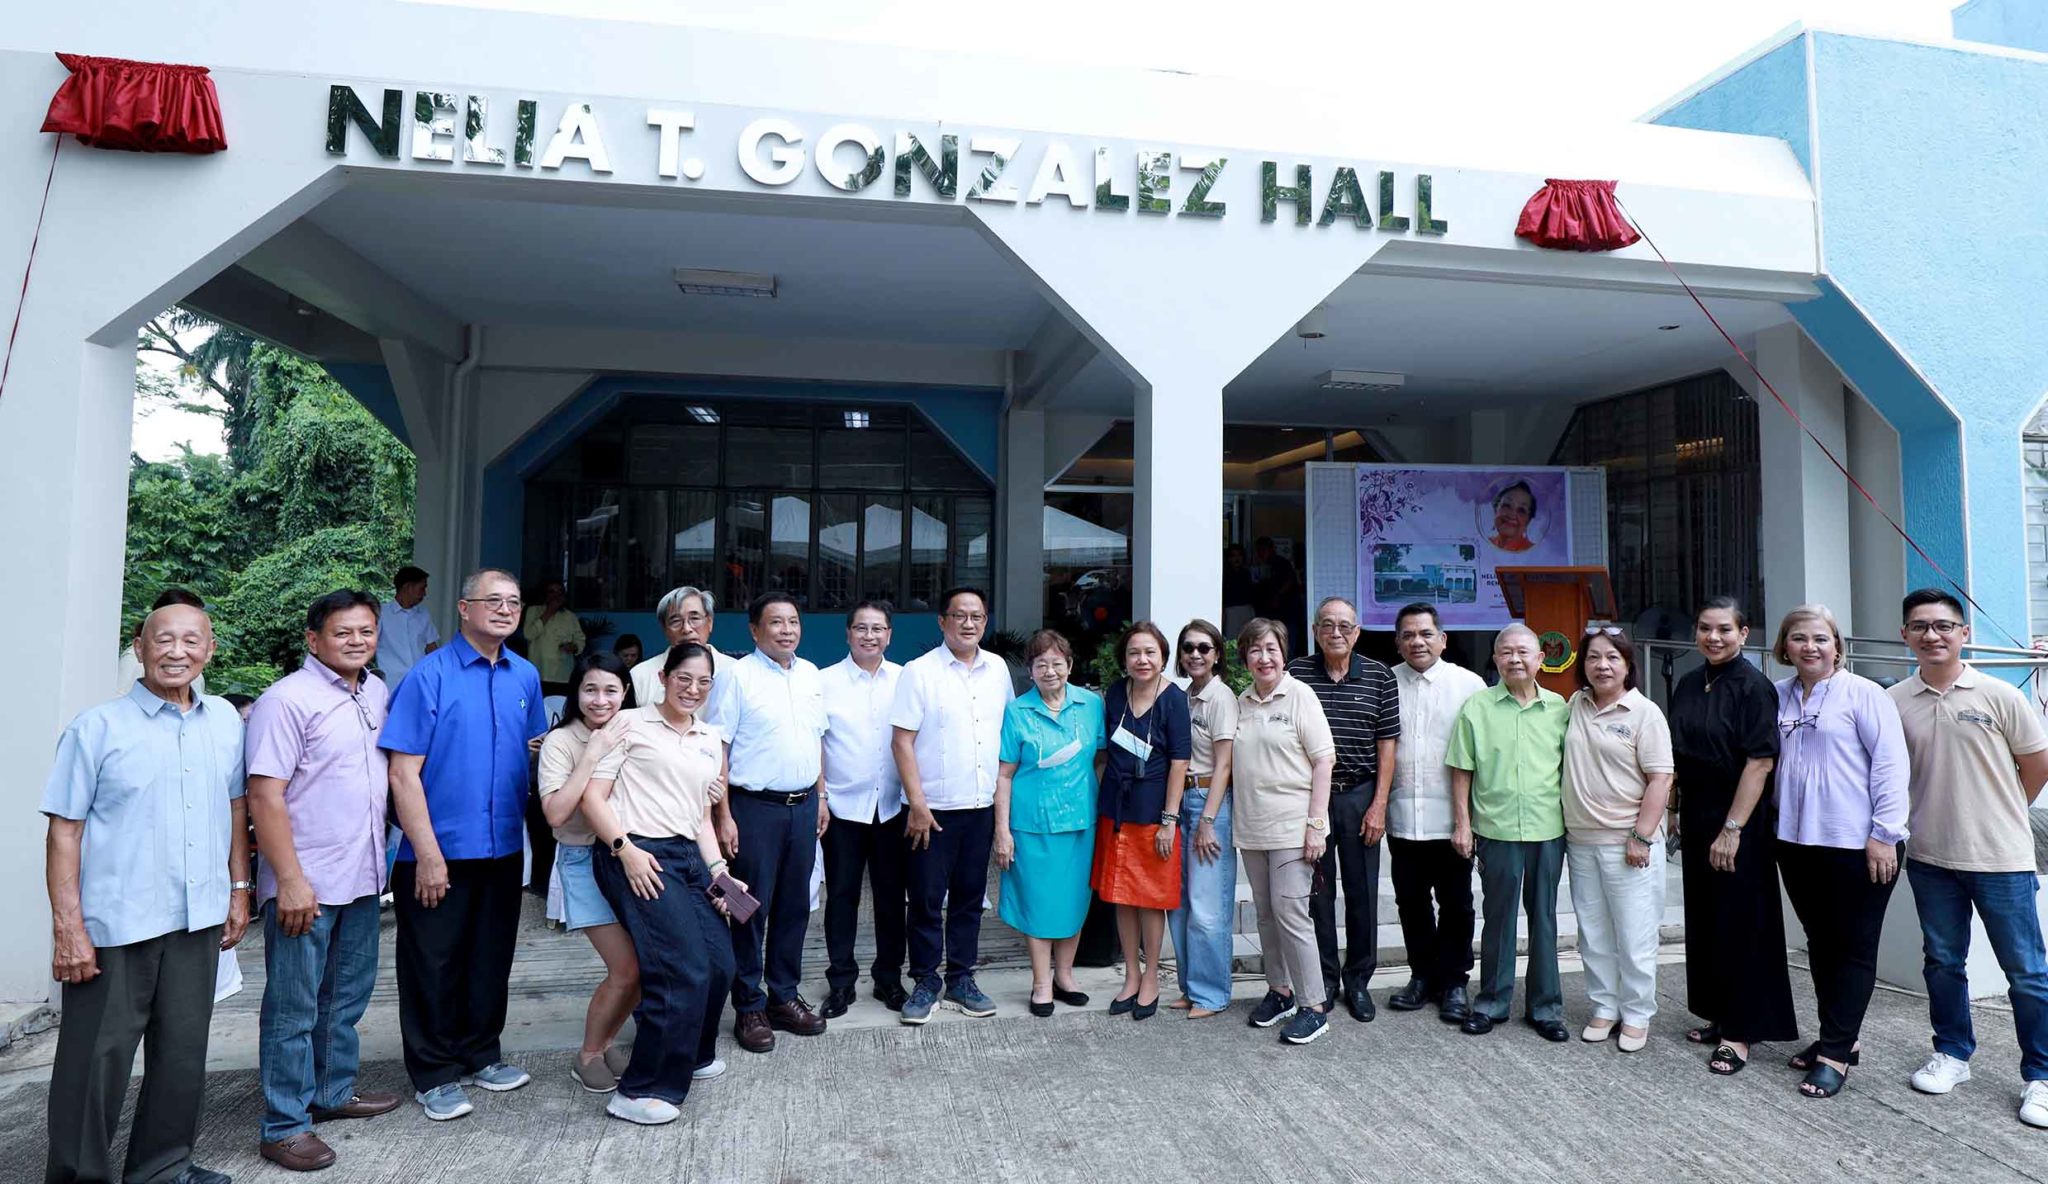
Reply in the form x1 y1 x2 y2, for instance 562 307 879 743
260 1132 337 1172
309 1091 402 1122
766 995 827 1036
735 1010 776 1054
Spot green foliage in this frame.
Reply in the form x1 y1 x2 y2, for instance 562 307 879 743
123 326 416 688
1085 623 1252 696
216 524 404 675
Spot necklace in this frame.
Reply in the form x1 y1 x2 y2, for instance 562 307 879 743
1702 659 1733 694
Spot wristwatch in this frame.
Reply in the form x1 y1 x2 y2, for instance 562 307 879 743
611 836 628 853
1305 817 1330 834
1721 818 1745 832
230 880 254 892
1160 812 1179 827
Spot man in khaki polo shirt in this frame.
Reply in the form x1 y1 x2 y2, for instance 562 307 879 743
1888 589 2048 1128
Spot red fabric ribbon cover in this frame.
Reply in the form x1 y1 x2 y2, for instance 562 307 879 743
40 53 227 153
1515 179 1639 252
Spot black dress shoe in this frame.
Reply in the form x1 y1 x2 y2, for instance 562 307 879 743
1438 985 1472 1024
1108 993 1138 1016
1526 1017 1570 1043
1461 1011 1495 1035
1346 986 1376 1023
1029 999 1055 1017
1388 979 1432 1011
1051 985 1090 1007
820 986 855 1020
873 982 909 1011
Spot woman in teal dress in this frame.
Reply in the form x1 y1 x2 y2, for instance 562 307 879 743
995 629 1107 1017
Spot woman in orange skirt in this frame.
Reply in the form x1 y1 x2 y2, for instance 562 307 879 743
1095 620 1192 1020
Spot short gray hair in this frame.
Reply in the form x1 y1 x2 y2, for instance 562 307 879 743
1493 622 1539 651
460 568 520 600
1314 596 1358 621
657 585 715 619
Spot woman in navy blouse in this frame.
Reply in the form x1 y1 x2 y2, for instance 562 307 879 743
1094 620 1192 1020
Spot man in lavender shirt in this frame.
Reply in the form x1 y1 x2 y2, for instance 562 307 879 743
247 590 403 1171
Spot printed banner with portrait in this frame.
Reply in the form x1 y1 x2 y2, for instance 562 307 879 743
1355 464 1574 629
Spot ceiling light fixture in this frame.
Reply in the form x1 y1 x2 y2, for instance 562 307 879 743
673 268 778 298
842 410 871 429
1294 305 1328 340
1318 369 1406 392
686 405 720 424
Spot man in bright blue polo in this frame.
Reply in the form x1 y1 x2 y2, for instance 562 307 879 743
380 568 548 1122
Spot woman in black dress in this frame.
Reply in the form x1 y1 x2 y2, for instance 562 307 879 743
1669 596 1798 1074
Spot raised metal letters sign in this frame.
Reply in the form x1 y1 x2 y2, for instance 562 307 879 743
326 85 1448 233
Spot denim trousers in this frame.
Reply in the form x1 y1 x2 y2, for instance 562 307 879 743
259 895 381 1142
593 837 736 1105
1907 858 2048 1081
1168 786 1237 1011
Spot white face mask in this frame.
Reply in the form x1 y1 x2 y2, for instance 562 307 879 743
1037 736 1084 770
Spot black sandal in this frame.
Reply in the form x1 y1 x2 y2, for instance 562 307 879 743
1788 1041 1860 1071
1800 1063 1847 1098
1708 1044 1748 1075
1687 1024 1720 1045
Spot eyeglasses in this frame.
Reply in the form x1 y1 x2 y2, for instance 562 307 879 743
1315 621 1358 634
1780 713 1822 734
1029 658 1070 674
850 624 889 636
945 612 987 625
666 612 709 627
1905 620 1963 636
1179 641 1215 655
1584 626 1625 638
463 595 522 611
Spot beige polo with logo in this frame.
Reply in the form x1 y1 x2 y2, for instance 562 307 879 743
1231 675 1336 850
1888 666 2048 872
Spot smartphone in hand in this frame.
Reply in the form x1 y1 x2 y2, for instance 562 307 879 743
710 872 759 924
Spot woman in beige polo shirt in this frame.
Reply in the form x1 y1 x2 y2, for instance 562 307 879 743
1232 617 1336 1045
578 642 740 1126
1169 619 1239 1018
1561 629 1673 1052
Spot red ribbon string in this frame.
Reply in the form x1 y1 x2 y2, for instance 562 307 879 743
1612 194 2027 652
0 137 61 406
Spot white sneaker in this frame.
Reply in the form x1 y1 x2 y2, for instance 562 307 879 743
691 1058 727 1081
606 1094 681 1125
1912 1052 1972 1095
2022 1080 2048 1129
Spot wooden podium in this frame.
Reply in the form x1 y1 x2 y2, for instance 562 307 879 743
1498 566 1617 696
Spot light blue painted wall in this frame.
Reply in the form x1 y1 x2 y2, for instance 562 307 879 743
1805 32 2048 645
1656 37 1814 177
1655 30 2048 649
1954 0 2048 54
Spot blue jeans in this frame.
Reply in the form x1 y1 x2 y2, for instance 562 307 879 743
259 895 381 1141
1169 786 1236 1011
1907 858 2048 1081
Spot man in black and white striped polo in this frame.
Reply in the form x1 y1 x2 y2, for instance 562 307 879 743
1288 596 1401 1022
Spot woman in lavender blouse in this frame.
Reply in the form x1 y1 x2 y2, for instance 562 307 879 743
1770 603 1909 1099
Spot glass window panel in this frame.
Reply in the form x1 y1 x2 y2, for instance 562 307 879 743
670 490 719 600
861 494 905 607
725 426 813 487
815 494 859 613
619 490 671 613
568 486 624 612
908 494 951 612
629 422 719 485
765 492 812 609
819 427 906 488
522 484 573 591
720 492 768 608
1043 491 1131 653
908 423 984 490
952 495 993 598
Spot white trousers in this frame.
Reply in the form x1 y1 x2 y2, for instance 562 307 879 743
1567 839 1665 1027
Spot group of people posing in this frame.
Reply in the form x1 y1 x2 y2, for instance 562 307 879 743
39 577 2048 1184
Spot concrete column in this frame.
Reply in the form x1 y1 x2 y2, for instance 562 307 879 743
1844 387 1906 643
0 337 135 1001
998 405 1047 633
1755 323 1855 632
1133 373 1223 633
